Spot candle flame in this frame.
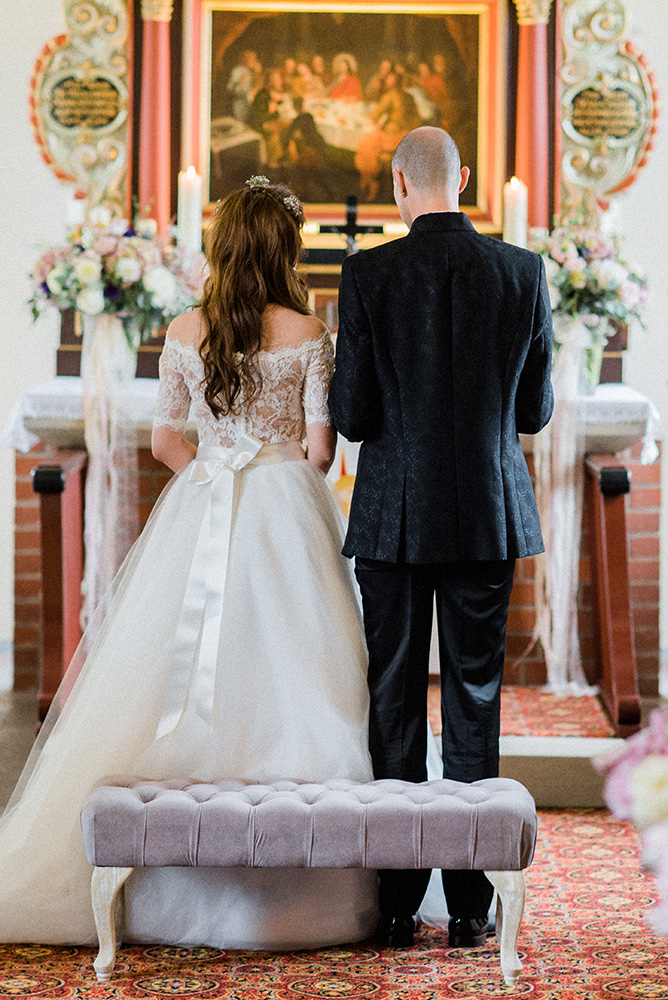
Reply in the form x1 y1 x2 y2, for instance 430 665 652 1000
186 165 198 179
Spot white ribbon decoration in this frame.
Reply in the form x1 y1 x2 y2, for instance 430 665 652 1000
81 313 138 633
155 436 266 740
533 317 595 694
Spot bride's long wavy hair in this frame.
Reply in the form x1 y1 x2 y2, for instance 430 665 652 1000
199 182 310 417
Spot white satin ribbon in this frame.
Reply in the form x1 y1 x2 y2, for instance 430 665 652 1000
155 437 303 739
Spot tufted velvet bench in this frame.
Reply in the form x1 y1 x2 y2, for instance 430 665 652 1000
80 776 537 986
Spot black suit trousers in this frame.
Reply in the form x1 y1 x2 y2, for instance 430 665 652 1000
355 557 516 919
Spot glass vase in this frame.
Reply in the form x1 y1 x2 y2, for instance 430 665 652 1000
581 337 605 395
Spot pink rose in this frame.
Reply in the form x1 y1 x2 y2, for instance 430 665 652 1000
94 235 118 256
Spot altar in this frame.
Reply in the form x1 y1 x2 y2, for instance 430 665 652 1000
3 376 660 468
4 378 661 737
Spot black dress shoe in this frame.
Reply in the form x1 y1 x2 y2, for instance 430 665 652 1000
376 915 415 948
448 916 489 948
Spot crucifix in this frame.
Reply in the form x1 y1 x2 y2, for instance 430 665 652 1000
319 196 384 255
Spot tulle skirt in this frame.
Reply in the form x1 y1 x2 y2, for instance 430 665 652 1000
0 446 378 947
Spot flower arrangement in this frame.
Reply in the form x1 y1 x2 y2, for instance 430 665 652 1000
529 224 649 387
29 206 206 345
597 709 668 935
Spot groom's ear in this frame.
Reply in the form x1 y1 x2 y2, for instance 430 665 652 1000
392 168 408 200
458 166 470 195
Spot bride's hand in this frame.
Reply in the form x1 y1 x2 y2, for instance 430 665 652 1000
152 425 197 474
305 423 336 475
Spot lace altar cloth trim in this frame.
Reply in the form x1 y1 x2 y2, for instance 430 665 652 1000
2 379 660 457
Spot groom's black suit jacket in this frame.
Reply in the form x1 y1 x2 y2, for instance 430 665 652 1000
328 212 554 563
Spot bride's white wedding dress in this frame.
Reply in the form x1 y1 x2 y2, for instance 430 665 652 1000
0 328 379 947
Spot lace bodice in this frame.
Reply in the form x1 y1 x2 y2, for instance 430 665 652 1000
153 331 334 447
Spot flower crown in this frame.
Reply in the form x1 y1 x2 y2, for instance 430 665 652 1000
245 175 302 221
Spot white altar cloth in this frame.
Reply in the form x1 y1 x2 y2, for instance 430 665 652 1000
1 378 660 465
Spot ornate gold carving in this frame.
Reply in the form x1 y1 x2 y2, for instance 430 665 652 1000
141 0 173 21
29 2 129 217
513 0 554 25
560 0 659 224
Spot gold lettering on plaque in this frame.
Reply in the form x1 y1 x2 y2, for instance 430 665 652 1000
571 87 640 140
50 76 121 130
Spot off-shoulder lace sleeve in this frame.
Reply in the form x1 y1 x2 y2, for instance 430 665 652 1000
303 332 335 427
153 338 192 433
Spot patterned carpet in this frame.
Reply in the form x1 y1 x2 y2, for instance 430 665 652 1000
428 684 615 739
1 810 667 999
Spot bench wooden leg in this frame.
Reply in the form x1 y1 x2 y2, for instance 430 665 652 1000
91 866 134 981
485 870 525 987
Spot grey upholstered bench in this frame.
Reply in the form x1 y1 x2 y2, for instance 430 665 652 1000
80 776 537 987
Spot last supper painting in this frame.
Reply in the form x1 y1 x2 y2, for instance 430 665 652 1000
206 6 480 209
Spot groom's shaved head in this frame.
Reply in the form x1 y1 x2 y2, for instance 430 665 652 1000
392 127 462 198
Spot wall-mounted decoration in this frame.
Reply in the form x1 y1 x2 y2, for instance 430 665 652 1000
561 0 660 222
28 0 130 217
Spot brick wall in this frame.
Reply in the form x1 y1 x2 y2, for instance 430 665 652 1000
13 446 172 690
13 443 662 697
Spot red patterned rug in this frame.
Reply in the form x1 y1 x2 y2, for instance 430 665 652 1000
427 684 615 739
1 810 666 999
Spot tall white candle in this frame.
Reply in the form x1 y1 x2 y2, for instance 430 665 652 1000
503 176 528 249
177 166 203 253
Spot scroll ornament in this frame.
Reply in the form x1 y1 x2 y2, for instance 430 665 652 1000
561 0 660 223
28 0 130 219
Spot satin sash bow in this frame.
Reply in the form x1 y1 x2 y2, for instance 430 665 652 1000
155 437 301 740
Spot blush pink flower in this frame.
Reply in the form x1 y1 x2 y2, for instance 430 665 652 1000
596 709 668 818
94 234 119 256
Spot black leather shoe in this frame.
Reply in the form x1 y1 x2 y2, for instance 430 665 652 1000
376 915 415 948
448 916 489 948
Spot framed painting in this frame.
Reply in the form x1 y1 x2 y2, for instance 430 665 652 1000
192 0 507 234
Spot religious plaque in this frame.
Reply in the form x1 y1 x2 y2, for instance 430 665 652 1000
49 74 123 131
29 1 130 217
570 86 640 141
561 0 659 222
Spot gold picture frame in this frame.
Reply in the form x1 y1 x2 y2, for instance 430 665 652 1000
195 0 507 239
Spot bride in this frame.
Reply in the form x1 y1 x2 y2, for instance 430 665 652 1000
0 177 379 948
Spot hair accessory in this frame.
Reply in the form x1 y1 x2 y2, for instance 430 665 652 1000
246 175 271 190
245 176 302 221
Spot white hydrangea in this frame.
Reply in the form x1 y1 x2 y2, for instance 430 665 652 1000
619 280 641 311
135 218 158 239
115 255 143 284
590 259 627 290
73 254 102 285
46 264 67 295
542 256 560 283
144 266 179 310
76 286 105 315
108 218 130 236
88 205 112 228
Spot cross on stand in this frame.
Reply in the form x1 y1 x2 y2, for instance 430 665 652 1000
318 196 384 256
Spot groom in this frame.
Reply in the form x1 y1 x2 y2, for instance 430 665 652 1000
329 127 553 948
